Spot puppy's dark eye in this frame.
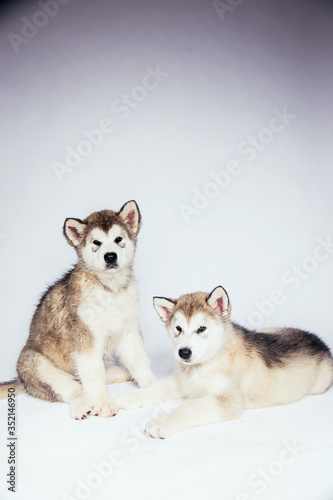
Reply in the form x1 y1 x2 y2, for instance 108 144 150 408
93 240 102 246
176 326 182 333
115 237 123 244
197 326 206 334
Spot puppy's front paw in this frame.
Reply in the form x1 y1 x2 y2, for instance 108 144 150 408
92 394 118 418
145 414 179 439
135 373 156 388
70 395 93 420
115 390 144 410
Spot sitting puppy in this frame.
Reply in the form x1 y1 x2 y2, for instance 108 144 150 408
116 286 333 438
0 201 155 419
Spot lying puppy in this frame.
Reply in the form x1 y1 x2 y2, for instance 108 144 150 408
116 286 333 438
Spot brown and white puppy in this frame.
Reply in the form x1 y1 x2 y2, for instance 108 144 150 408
0 201 155 419
116 286 333 438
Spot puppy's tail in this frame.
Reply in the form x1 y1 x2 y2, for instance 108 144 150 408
0 379 25 400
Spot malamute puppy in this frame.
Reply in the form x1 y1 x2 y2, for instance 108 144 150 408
116 286 333 438
0 200 155 419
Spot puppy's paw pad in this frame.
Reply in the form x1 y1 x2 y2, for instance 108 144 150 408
70 395 93 420
93 396 118 418
145 416 176 439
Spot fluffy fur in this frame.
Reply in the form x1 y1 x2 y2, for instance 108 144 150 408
116 285 333 438
0 201 155 419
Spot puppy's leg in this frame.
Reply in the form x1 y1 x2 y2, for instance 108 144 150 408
310 356 333 395
18 349 91 420
39 360 93 420
116 375 183 410
145 392 244 439
117 328 156 387
105 366 131 384
74 350 118 418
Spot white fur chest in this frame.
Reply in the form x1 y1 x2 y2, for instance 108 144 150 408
78 280 139 340
179 359 231 399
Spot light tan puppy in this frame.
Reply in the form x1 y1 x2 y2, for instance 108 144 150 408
0 201 155 419
116 286 333 438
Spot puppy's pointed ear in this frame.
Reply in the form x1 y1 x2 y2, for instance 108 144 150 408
118 200 141 235
207 286 231 318
63 218 86 247
153 297 177 323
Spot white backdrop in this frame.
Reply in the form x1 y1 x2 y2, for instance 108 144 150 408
1 1 333 499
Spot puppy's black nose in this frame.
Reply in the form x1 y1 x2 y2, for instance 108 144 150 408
104 252 117 264
179 348 192 360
